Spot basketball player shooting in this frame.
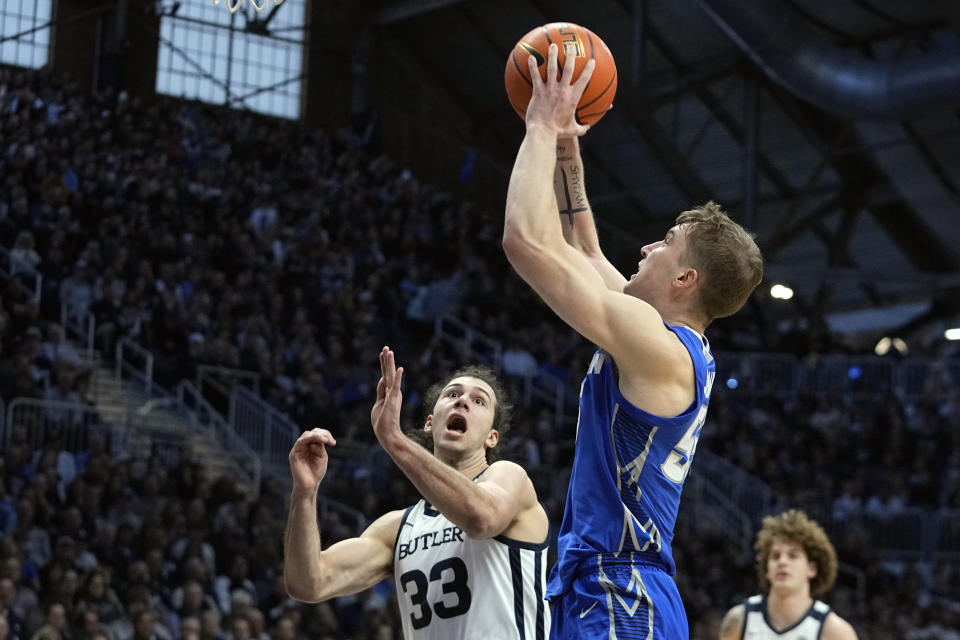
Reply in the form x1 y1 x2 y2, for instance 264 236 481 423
502 43 763 638
719 510 858 640
283 347 551 639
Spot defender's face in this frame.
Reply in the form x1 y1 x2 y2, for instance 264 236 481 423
426 376 498 454
623 225 691 302
766 539 816 594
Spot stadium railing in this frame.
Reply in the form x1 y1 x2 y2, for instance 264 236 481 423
695 449 960 560
116 337 155 394
61 300 96 355
434 314 567 428
196 364 261 414
229 386 301 478
716 352 960 399
1 243 43 303
176 380 262 494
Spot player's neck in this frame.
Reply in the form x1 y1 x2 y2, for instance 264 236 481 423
766 589 813 630
436 448 489 479
661 314 706 335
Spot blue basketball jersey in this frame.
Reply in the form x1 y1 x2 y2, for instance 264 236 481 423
547 324 715 600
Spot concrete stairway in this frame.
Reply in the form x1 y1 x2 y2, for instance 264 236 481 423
84 355 251 489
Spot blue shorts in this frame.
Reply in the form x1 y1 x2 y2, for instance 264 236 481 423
549 555 687 639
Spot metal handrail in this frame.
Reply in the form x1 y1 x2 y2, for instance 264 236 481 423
229 386 302 473
177 380 262 497
197 364 261 395
434 314 567 429
60 300 95 353
115 337 154 390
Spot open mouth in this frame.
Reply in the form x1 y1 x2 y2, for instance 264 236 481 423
447 415 467 433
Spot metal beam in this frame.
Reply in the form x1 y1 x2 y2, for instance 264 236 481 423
761 195 842 257
767 83 960 272
374 0 470 25
630 0 648 90
742 74 760 229
643 23 796 199
620 93 715 204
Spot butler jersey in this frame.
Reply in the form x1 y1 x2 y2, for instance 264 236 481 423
741 595 831 639
394 498 550 640
547 324 715 599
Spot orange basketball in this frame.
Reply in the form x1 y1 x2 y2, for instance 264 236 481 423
504 22 618 127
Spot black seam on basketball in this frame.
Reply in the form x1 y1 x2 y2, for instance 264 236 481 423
519 41 545 67
541 26 553 45
578 68 617 110
576 110 607 121
586 30 595 59
512 50 533 86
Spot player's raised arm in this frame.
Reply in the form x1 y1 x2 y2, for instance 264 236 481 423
503 44 692 399
554 136 628 292
283 428 398 602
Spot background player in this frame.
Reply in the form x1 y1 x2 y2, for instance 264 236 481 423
283 347 550 639
502 44 763 638
719 509 859 640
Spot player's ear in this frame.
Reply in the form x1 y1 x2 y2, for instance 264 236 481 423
424 415 433 433
675 267 698 289
484 429 499 449
806 560 817 580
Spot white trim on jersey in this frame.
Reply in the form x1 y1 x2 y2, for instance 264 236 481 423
741 594 830 640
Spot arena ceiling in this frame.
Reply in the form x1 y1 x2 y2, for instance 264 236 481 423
364 0 960 352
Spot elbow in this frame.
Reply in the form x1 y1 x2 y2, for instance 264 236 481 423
283 574 325 604
459 506 505 540
502 230 542 268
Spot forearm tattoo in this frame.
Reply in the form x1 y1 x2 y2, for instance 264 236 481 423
555 142 588 227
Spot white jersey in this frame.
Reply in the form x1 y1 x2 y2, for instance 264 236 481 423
394 498 550 640
741 595 830 640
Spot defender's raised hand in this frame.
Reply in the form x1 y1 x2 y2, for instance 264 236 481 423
371 346 405 445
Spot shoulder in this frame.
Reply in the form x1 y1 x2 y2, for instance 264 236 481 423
484 459 530 478
719 604 745 640
822 611 858 640
480 461 536 493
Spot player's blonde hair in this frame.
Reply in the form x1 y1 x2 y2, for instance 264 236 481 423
755 509 838 596
676 202 763 322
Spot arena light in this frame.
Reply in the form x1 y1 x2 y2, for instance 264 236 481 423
770 283 794 300
213 0 284 13
946 328 960 341
874 336 891 356
875 336 909 356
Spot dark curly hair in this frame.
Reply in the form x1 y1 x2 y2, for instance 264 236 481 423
754 509 838 596
412 365 513 464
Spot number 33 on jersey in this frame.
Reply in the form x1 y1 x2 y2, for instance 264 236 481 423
395 498 551 639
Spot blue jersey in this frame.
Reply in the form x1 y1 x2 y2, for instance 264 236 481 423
547 324 715 599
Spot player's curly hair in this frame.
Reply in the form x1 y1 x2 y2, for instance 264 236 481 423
676 201 764 323
755 509 838 596
413 365 513 464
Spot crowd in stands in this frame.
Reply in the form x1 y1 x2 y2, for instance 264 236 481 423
1 63 959 639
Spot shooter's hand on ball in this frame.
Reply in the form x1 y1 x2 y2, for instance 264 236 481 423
288 428 337 494
525 43 595 138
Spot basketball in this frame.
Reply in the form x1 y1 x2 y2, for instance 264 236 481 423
504 22 618 127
